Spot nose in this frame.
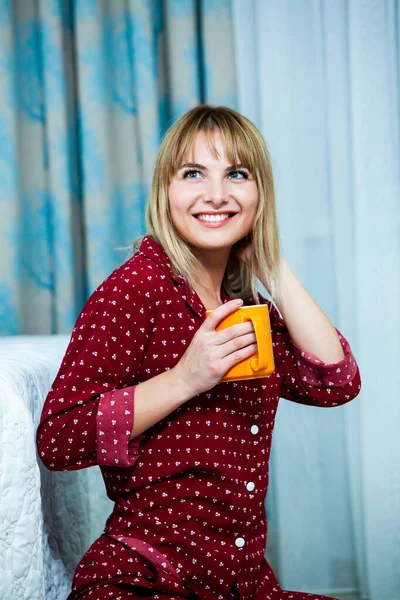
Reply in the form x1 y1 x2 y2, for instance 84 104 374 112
204 178 228 206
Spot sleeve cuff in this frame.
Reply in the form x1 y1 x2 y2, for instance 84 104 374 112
292 329 358 388
96 386 140 467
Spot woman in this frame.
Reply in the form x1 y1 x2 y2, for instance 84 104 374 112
36 105 361 600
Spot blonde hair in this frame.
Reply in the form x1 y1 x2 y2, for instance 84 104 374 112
135 105 282 304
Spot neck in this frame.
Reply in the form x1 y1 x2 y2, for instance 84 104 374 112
192 247 231 301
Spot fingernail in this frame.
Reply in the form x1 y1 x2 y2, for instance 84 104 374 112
236 299 243 306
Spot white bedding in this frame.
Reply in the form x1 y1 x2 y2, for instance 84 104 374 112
0 335 113 600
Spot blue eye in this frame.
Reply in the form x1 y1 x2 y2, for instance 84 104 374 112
183 169 202 179
228 170 248 180
182 168 249 180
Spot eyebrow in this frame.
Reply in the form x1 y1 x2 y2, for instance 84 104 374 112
179 162 248 172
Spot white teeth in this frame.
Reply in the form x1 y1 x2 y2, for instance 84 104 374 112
196 213 231 222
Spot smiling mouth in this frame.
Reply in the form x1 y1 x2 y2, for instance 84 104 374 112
193 212 237 223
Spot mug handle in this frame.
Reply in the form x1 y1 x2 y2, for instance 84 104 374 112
244 312 269 372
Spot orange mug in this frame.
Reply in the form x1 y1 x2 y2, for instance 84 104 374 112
205 304 275 382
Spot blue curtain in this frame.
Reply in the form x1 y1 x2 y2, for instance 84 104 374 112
0 0 236 335
233 1 400 599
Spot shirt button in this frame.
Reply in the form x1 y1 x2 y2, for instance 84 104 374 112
250 425 259 435
246 481 255 492
235 537 245 548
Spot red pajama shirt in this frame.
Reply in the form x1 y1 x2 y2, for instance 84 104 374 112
36 236 361 600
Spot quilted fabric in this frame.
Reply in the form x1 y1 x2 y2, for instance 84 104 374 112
0 335 112 600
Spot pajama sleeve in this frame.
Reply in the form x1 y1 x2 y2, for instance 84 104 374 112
36 270 153 471
265 299 361 407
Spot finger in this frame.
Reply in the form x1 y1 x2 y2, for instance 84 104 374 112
221 342 258 372
220 332 257 357
214 321 255 345
203 299 243 332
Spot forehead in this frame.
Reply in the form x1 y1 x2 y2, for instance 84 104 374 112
182 129 241 165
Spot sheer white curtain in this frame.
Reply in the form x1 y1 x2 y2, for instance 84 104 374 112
233 1 400 599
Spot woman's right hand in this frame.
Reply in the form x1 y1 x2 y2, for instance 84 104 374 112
174 299 257 397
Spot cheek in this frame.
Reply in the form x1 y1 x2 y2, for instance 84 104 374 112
168 182 190 212
168 205 181 232
169 201 187 225
241 193 258 233
168 195 189 234
243 189 259 217
252 188 259 211
168 186 182 221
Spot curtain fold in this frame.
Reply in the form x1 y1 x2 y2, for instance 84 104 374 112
233 1 400 599
0 0 236 335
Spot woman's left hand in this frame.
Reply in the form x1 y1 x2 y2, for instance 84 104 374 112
232 236 286 296
232 236 253 266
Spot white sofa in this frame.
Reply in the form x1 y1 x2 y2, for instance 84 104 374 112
0 335 113 600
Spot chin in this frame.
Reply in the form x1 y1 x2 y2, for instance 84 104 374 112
188 235 234 249
176 227 244 253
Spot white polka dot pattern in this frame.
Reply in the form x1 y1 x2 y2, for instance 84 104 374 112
36 236 361 600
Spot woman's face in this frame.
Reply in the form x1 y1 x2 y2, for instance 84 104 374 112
168 129 258 257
